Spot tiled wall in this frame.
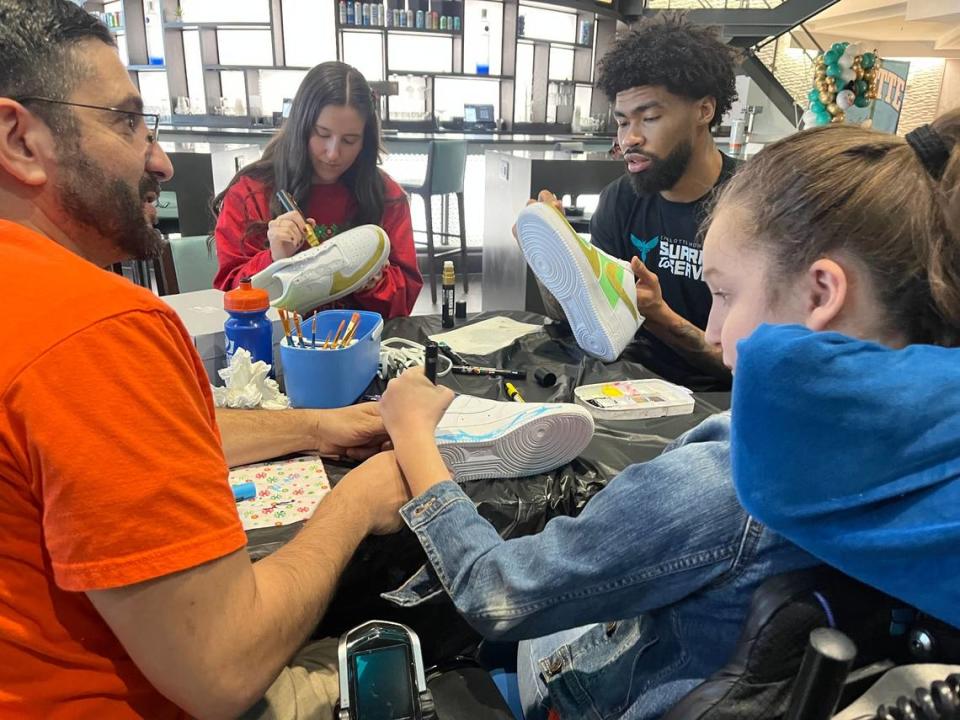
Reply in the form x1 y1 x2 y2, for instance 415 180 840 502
897 58 947 134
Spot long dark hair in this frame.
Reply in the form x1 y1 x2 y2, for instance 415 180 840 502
213 61 386 236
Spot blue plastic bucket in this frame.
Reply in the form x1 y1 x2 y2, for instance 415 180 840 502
280 310 382 408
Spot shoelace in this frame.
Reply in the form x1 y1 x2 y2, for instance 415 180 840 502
378 338 452 380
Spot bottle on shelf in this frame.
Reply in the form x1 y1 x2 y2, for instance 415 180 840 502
477 8 490 75
406 9 413 27
578 19 592 46
144 0 164 66
354 2 362 25
453 15 461 31
362 3 370 26
339 1 347 24
345 0 354 24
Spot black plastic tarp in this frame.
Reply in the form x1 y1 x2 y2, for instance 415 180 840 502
246 312 730 662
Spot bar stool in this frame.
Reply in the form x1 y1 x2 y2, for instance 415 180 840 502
401 140 468 303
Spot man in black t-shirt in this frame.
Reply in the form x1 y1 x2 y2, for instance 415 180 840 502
535 14 739 390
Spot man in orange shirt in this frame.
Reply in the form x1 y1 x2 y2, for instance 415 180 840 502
0 1 407 717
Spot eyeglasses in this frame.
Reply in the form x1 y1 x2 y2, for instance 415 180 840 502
14 96 160 148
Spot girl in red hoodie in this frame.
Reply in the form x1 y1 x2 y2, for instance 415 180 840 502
212 61 422 319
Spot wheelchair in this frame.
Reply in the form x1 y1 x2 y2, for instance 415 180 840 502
417 567 960 719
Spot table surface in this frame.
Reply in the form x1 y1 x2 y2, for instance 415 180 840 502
244 311 730 659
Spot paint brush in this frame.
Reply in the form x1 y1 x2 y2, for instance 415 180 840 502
293 312 304 347
311 312 318 348
339 312 361 348
278 308 293 345
331 319 347 348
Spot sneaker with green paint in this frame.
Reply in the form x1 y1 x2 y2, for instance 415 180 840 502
515 203 643 361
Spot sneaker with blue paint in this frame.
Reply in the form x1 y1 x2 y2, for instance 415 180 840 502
435 395 595 482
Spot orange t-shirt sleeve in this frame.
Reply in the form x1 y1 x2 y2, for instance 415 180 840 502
9 309 247 592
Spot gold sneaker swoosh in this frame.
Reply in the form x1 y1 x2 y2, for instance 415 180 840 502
329 230 387 296
604 260 639 322
549 205 635 320
552 206 601 277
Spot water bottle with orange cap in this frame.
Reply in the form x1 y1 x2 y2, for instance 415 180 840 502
224 277 273 370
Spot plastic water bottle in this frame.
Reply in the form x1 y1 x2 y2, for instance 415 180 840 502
223 278 273 369
144 0 165 66
477 9 490 75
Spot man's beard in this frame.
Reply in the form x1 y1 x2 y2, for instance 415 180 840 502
55 145 164 261
626 139 693 196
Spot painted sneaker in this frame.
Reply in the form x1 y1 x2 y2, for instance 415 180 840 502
251 224 390 314
515 203 642 362
435 395 595 482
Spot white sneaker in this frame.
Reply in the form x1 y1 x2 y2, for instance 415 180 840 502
435 395 595 482
251 225 390 314
515 203 643 362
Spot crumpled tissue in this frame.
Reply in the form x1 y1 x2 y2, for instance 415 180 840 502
212 348 290 410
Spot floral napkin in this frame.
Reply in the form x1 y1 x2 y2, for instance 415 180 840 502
229 455 330 531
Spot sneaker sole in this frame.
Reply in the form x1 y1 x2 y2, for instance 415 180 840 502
516 207 624 362
436 407 594 482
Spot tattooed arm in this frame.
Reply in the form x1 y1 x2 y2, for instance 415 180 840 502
630 257 730 380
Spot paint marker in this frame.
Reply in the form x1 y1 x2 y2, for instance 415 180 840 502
424 341 438 384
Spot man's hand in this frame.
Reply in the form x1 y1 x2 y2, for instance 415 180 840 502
313 403 390 460
380 367 456 443
511 189 564 240
628 257 730 381
336 451 411 535
630 256 669 325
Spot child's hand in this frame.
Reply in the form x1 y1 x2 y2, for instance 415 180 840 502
380 367 455 442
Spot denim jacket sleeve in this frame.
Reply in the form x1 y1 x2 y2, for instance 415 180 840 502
398 413 753 641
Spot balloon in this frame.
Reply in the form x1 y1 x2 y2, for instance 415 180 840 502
863 68 876 82
838 52 854 69
831 111 845 124
825 49 840 65
836 89 855 110
819 91 833 105
831 42 846 55
855 80 868 95
802 110 819 127
815 111 832 125
841 67 857 83
826 63 843 78
810 99 826 113
826 102 840 115
808 88 821 103
854 94 870 108
861 52 876 69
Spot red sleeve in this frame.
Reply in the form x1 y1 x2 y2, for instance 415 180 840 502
212 176 276 291
350 175 423 318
